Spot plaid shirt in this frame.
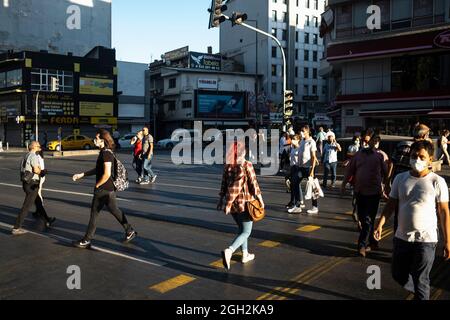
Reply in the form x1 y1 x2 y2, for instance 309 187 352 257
219 161 261 213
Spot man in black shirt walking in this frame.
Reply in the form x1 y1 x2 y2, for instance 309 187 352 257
72 129 137 249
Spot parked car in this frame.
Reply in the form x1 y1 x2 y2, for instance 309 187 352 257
118 133 136 150
47 135 95 151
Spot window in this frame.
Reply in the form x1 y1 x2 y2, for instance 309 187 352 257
272 46 277 58
322 86 328 95
304 50 309 61
31 68 73 92
295 49 299 60
282 12 288 23
295 84 299 95
435 0 445 22
336 4 353 38
272 65 277 76
312 85 317 95
296 14 299 25
306 0 310 9
304 67 309 78
169 78 176 89
313 16 318 28
353 1 371 35
314 0 318 10
373 0 391 32
168 101 176 111
282 30 287 41
296 31 299 42
303 85 309 95
313 34 318 45
346 109 354 116
295 67 299 78
272 10 277 22
304 32 310 43
305 15 310 26
392 0 412 30
313 51 318 62
271 82 277 95
182 100 192 109
2 69 22 88
313 68 318 79
413 0 433 26
272 28 277 37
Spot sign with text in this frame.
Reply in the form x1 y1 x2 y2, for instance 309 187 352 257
80 77 114 96
195 90 246 119
79 102 114 117
198 78 218 90
190 52 221 71
36 93 75 116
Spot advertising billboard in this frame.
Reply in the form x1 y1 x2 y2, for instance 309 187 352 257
79 101 114 117
80 77 114 96
35 93 75 116
189 52 221 71
195 91 246 119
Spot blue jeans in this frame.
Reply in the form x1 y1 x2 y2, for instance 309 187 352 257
392 238 437 300
323 162 337 187
142 157 155 181
230 213 253 253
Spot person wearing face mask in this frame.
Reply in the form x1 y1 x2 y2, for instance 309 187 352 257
342 136 389 257
72 129 137 249
287 135 304 213
322 133 342 189
346 135 361 160
374 140 450 300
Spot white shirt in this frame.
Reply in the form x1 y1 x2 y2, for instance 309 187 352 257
280 137 288 154
299 138 317 168
290 146 300 166
323 143 339 164
442 136 448 151
390 171 449 243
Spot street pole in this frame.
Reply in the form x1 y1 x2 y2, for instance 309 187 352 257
225 16 287 131
35 91 40 142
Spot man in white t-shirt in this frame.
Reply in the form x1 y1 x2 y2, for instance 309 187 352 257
375 140 450 300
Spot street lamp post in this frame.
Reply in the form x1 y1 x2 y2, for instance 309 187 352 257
35 91 40 142
224 15 288 131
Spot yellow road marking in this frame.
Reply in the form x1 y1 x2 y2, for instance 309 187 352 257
259 240 281 248
297 225 321 233
149 275 196 294
334 216 348 221
210 259 237 269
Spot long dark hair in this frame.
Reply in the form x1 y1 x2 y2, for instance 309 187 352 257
97 129 116 151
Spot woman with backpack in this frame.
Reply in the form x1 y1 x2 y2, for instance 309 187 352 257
72 129 137 249
217 141 265 270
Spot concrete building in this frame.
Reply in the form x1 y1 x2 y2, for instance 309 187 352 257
0 0 111 56
321 0 450 137
220 0 327 123
0 46 118 146
117 61 150 135
149 47 262 139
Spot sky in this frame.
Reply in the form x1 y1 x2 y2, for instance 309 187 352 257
112 0 219 63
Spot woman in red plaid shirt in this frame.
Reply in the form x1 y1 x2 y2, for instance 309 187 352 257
217 142 265 270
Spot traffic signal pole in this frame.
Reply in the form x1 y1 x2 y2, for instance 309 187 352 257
223 15 288 131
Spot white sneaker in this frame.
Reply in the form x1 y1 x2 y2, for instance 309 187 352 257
307 207 319 215
288 206 302 214
221 248 233 270
300 202 306 209
242 253 255 264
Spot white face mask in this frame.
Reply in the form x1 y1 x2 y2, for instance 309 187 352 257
300 132 305 139
410 159 428 173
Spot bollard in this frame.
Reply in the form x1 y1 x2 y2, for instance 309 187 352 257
0 141 3 152
6 142 9 151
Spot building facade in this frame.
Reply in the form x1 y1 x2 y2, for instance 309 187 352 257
117 61 150 135
220 0 327 123
0 46 118 146
322 0 450 137
0 0 112 56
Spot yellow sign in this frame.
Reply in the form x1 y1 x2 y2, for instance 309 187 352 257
73 129 80 135
91 117 118 125
79 77 114 96
79 102 114 117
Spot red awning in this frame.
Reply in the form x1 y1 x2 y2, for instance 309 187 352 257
328 27 450 62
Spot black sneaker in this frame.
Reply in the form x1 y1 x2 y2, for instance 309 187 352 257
45 217 56 228
124 230 137 243
285 202 294 209
73 239 91 249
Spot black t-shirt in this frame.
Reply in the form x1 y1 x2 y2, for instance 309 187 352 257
96 150 115 191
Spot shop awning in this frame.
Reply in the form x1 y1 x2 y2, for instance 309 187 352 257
359 109 432 117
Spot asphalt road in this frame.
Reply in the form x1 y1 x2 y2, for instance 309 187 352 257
0 150 448 300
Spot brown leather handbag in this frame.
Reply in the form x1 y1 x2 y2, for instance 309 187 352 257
243 162 265 222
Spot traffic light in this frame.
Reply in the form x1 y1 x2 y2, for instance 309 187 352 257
283 90 294 119
15 116 25 124
231 12 248 27
208 0 227 29
51 77 60 92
